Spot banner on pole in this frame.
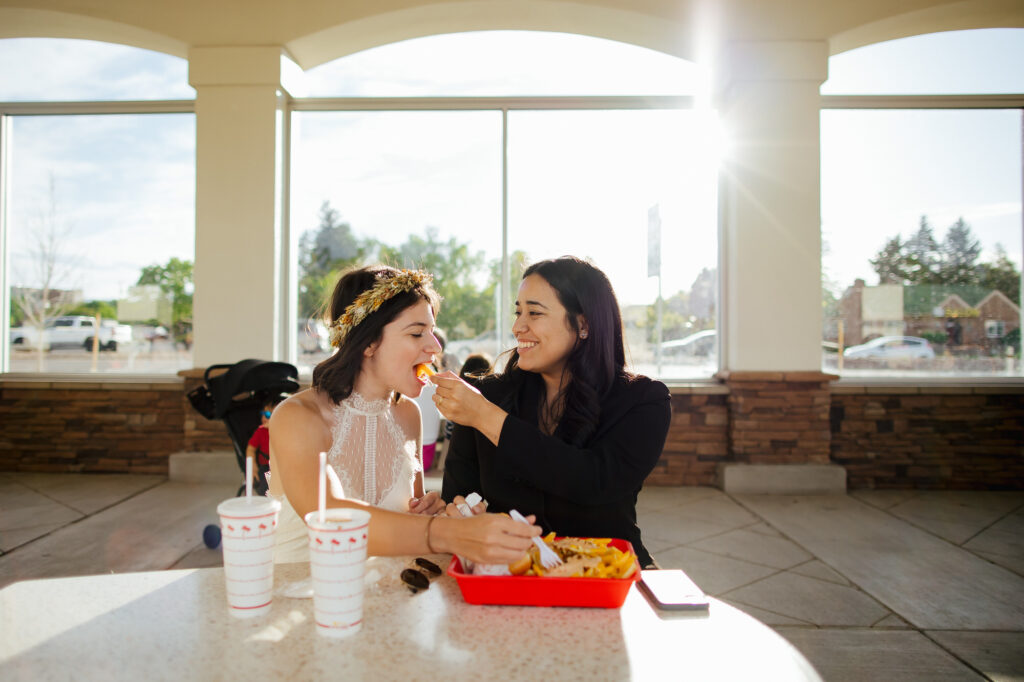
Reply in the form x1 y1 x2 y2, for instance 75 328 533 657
647 204 661 278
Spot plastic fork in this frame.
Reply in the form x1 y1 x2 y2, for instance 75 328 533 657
509 509 563 569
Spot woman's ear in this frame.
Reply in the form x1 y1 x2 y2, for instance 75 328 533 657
364 340 379 358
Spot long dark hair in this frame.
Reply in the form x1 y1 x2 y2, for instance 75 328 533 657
312 265 440 404
502 256 626 446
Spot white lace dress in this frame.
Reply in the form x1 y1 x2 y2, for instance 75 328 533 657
272 392 421 564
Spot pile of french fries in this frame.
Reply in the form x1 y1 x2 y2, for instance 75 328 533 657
509 534 639 579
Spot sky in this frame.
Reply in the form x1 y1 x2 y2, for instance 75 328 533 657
0 29 1021 309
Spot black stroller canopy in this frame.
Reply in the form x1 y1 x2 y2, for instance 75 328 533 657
207 359 300 418
186 358 300 498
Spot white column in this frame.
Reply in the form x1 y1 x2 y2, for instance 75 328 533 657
188 47 287 367
717 41 828 371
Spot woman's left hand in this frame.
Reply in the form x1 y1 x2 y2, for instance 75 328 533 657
408 491 445 516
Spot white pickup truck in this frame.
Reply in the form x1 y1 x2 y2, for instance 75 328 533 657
10 315 134 351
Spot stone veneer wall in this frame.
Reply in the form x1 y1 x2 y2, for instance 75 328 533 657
0 378 186 474
647 386 730 485
717 371 836 465
830 385 1024 489
2 375 1022 489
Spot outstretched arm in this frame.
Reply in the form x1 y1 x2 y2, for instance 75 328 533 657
269 397 538 562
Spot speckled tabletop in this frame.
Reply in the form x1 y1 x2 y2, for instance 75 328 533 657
1 556 820 681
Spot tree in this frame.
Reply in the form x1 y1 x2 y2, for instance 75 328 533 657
297 201 364 319
870 217 986 287
481 249 530 339
12 175 79 370
377 226 490 337
903 216 941 284
864 218 1020 310
977 244 1021 305
939 217 981 285
68 300 118 320
137 257 193 343
869 235 908 284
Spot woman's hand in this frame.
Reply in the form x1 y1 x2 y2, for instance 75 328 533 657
432 513 541 564
408 491 445 516
431 372 508 446
443 494 488 518
430 372 486 426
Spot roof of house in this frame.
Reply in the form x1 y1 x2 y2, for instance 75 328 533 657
902 284 1004 316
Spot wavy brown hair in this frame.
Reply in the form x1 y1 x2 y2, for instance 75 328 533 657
312 266 440 404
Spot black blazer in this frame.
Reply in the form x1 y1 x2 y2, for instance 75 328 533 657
442 371 671 567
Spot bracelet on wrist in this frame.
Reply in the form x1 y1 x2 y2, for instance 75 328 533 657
425 515 438 554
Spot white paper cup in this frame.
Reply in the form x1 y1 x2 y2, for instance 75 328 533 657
304 508 371 638
217 496 281 618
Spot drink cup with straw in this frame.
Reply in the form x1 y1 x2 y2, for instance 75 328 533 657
217 455 280 617
307 451 370 637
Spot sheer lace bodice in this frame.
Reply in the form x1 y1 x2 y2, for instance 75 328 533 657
327 392 420 512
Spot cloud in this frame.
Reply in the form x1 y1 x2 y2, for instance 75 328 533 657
0 38 193 101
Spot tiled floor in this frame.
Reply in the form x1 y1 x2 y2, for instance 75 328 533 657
2 471 1023 681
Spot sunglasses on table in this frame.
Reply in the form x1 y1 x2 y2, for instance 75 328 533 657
400 557 443 593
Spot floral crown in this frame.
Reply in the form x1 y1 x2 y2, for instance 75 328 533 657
328 269 434 348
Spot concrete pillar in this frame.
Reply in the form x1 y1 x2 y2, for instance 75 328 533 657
188 47 289 367
717 41 829 371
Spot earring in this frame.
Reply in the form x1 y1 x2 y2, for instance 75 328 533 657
580 331 588 339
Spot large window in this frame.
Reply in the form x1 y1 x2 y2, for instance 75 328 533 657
291 32 718 379
507 109 719 378
1 39 195 374
290 110 502 372
821 30 1024 377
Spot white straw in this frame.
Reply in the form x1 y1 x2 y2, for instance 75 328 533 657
318 451 327 524
245 457 253 501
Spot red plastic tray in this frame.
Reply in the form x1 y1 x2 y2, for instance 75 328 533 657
447 538 640 608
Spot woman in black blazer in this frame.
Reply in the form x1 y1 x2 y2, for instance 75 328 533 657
434 256 671 568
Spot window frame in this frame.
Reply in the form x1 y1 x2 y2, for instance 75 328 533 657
820 92 1024 379
0 98 196 374
285 94 707 378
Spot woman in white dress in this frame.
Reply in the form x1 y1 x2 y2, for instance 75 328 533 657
268 266 539 564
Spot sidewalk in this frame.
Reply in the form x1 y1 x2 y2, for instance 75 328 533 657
2 471 1022 681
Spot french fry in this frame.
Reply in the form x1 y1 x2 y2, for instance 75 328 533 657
514 535 638 580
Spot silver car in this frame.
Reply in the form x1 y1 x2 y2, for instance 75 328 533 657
843 336 935 359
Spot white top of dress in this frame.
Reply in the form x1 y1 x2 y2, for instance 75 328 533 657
327 391 420 512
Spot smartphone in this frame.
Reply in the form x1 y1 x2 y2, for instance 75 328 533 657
638 569 710 611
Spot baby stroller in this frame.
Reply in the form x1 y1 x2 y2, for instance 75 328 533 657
187 358 300 497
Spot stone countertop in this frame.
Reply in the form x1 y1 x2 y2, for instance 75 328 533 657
1 557 821 681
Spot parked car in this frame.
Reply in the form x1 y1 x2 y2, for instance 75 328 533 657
10 315 133 351
660 329 717 359
842 335 935 360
